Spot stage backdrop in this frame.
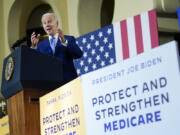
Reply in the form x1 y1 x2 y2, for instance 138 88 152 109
40 41 180 135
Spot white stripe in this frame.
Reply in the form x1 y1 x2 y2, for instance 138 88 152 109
114 22 123 62
141 12 151 52
127 17 137 57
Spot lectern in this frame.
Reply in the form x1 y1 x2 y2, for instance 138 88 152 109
1 46 64 135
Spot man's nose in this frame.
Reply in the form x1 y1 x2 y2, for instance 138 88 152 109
47 23 52 27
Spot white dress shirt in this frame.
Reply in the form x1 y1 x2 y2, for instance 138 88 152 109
49 33 68 48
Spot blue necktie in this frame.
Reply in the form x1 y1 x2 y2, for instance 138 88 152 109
50 37 55 55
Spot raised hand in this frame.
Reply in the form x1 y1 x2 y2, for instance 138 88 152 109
31 32 40 48
57 29 66 43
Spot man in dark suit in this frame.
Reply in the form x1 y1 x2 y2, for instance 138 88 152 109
31 13 83 84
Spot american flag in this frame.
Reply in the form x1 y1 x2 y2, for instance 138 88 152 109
74 9 159 76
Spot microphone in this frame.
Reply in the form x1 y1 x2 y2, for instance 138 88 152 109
11 36 28 50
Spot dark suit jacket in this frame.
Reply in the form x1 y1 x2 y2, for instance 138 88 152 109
37 35 83 84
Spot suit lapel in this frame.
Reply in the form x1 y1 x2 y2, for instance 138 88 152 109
54 38 67 58
45 38 54 55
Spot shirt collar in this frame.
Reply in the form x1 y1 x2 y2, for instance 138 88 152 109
49 33 59 45
49 33 59 40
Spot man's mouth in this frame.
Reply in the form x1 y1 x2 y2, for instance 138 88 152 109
46 28 51 32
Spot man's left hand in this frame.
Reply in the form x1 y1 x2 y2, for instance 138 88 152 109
57 29 66 43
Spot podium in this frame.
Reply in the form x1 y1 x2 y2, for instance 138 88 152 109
1 46 64 135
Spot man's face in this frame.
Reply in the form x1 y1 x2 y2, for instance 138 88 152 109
42 15 58 36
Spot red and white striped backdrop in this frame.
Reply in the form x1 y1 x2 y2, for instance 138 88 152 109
114 9 159 62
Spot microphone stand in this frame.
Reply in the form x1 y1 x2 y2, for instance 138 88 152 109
11 36 28 50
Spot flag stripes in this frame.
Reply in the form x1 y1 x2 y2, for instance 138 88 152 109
134 14 144 54
148 9 159 48
114 9 159 61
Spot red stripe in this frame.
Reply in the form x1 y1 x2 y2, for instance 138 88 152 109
120 20 129 59
148 9 159 48
134 15 144 54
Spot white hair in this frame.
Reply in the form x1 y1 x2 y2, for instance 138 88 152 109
41 13 58 22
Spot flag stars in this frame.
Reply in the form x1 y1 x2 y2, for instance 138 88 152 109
104 52 109 58
107 28 112 35
87 43 91 49
88 58 92 64
77 69 80 74
101 61 105 67
110 58 114 64
80 46 83 51
98 32 103 38
83 52 87 58
103 37 108 44
108 43 113 49
80 61 84 67
92 64 97 69
95 41 99 46
84 66 88 72
76 41 79 44
90 35 94 41
82 38 86 44
91 49 96 55
99 46 104 52
75 26 116 75
96 55 100 61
